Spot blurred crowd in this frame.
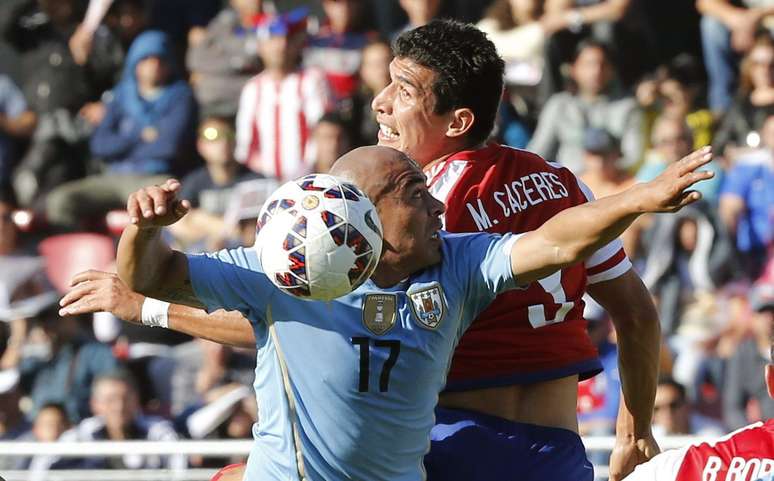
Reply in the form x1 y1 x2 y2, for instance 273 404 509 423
0 0 772 477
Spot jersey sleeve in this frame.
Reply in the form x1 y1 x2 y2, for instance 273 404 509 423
623 447 686 481
187 246 276 322
575 177 633 284
450 232 521 324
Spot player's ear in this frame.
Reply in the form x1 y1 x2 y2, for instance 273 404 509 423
445 108 475 140
766 364 774 400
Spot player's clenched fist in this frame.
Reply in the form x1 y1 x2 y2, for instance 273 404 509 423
127 178 190 228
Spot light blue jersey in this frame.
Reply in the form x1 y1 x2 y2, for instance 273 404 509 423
188 231 519 481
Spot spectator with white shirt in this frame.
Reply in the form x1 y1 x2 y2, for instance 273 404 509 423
234 8 331 180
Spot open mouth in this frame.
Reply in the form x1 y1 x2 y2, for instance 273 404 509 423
379 124 400 141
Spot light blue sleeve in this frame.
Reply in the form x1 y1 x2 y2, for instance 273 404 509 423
448 233 520 321
187 247 277 323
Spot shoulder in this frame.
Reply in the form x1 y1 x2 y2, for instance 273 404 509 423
181 167 213 188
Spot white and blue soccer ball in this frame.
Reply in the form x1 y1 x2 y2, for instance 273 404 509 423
254 174 383 301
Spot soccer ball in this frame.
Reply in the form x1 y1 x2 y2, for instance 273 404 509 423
254 174 383 301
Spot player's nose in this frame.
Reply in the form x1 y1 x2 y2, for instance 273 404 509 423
371 83 392 115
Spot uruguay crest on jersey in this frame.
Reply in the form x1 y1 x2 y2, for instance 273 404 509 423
408 283 446 329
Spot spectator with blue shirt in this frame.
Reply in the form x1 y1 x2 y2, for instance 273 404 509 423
719 113 774 279
45 30 197 230
60 145 714 481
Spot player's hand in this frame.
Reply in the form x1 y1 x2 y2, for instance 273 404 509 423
608 434 660 481
127 178 190 228
636 146 714 213
58 270 144 323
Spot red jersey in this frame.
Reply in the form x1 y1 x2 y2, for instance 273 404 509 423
425 144 631 390
624 420 774 480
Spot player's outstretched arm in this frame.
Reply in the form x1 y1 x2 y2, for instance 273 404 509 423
59 270 256 348
510 147 714 284
117 178 204 308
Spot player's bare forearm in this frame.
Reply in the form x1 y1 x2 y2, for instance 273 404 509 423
589 270 660 438
511 148 713 284
591 270 661 480
168 305 255 348
117 179 202 307
60 271 252 347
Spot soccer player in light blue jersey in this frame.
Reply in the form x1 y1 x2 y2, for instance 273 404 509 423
61 145 714 481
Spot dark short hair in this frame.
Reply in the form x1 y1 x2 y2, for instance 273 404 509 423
93 369 139 394
317 111 349 130
37 402 69 420
393 19 505 146
657 376 687 402
572 39 613 64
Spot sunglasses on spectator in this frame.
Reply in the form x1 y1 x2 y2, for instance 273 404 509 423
199 126 235 142
653 399 684 413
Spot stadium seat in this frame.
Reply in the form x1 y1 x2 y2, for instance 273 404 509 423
38 233 116 293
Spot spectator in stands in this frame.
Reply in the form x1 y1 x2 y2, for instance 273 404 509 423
579 127 634 199
186 0 264 118
0 75 36 192
45 30 197 230
184 384 256 468
394 0 443 37
724 270 774 429
719 113 774 278
30 402 70 441
477 0 558 88
305 0 374 106
171 339 255 418
640 205 734 335
50 370 185 470
713 33 774 162
538 0 657 101
308 112 353 174
661 57 714 150
651 377 725 437
638 115 723 204
1 0 121 207
13 312 119 422
170 117 260 251
697 0 774 113
104 0 148 52
527 40 643 173
235 8 331 180
11 402 71 470
350 38 392 146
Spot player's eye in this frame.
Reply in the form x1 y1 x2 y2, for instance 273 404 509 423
399 86 411 101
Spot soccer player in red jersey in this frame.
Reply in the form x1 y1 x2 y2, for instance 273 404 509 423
372 19 661 481
624 312 773 481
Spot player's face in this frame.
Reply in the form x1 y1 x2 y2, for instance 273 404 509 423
372 57 455 167
376 167 446 273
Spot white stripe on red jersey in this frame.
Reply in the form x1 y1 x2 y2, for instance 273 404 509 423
235 68 331 180
624 420 774 481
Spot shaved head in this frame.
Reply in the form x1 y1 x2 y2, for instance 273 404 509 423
330 146 423 204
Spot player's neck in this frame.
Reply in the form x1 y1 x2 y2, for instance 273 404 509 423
423 141 488 172
370 262 412 289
